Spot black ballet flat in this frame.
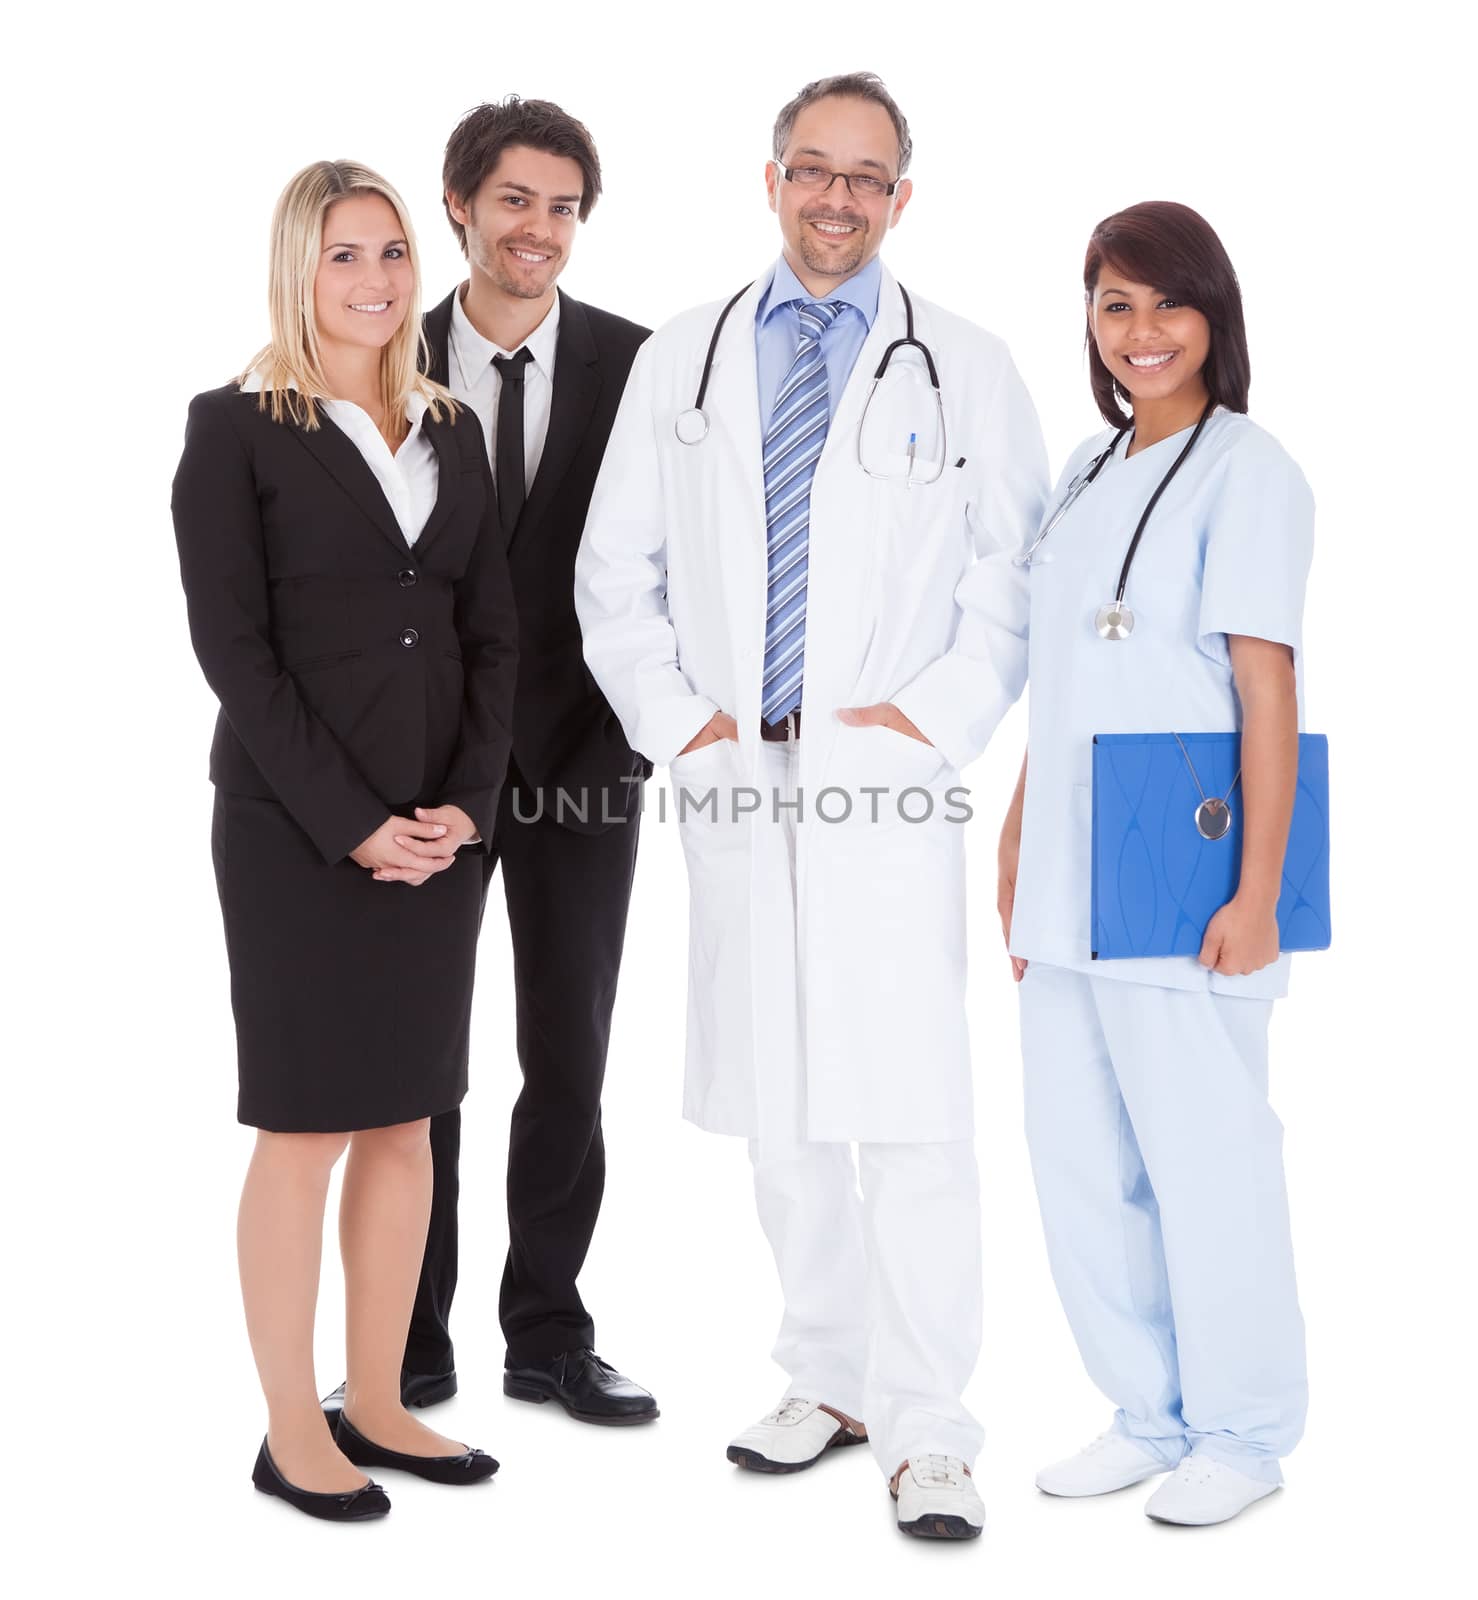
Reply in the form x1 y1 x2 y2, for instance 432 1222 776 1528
334 1413 499 1485
252 1439 390 1521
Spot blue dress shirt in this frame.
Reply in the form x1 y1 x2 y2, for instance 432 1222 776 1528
754 255 881 431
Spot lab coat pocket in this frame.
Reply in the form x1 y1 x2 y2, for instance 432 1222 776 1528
669 736 738 796
876 464 965 539
875 721 946 771
818 723 949 833
670 739 747 847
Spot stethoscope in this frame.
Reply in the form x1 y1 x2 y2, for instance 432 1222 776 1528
674 280 947 486
1018 399 1215 640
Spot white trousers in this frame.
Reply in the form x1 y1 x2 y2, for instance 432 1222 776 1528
1019 962 1307 1483
740 738 982 1476
749 1136 984 1478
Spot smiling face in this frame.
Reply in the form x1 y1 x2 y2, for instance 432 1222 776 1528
447 144 583 302
766 94 911 287
1089 274 1212 408
312 192 414 355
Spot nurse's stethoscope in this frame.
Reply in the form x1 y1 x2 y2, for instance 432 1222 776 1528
673 280 947 486
1018 399 1216 640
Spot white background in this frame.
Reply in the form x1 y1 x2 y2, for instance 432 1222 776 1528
4 2 1472 1595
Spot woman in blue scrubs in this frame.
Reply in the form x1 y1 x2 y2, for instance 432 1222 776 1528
998 201 1314 1527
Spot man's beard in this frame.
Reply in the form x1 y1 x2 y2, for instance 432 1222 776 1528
795 208 868 277
491 254 559 299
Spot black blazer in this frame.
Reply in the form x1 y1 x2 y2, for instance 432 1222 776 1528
172 386 518 865
423 288 650 833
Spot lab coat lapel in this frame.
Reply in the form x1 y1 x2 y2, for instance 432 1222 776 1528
705 278 768 546
822 263 905 468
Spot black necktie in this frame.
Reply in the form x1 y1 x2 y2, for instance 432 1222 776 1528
492 347 534 536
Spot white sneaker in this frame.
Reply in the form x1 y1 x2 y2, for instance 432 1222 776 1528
892 1455 985 1540
1036 1429 1172 1497
726 1397 867 1473
1144 1455 1280 1525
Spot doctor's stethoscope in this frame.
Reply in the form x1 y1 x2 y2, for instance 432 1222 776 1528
1018 398 1215 640
673 280 948 486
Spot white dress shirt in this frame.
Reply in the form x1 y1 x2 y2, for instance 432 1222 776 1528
240 371 439 545
448 286 560 490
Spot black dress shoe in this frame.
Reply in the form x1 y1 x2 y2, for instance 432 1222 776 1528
334 1413 498 1484
503 1348 659 1426
321 1369 458 1427
251 1439 390 1522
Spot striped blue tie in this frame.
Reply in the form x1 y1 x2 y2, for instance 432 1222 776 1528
761 299 844 724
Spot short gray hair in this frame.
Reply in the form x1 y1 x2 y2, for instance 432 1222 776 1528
772 71 913 176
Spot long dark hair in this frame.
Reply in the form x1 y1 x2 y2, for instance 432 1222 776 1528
1084 201 1250 428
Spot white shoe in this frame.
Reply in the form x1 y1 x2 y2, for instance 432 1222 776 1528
726 1397 867 1473
892 1455 985 1540
1036 1430 1172 1497
1144 1456 1281 1525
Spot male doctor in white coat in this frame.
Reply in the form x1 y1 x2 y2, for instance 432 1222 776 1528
575 72 1047 1540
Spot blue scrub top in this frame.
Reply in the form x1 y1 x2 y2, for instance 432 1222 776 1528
1009 408 1316 999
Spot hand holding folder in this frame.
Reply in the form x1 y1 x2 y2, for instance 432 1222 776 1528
1090 732 1331 961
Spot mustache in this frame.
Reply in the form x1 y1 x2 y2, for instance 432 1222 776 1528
800 206 867 231
503 238 561 258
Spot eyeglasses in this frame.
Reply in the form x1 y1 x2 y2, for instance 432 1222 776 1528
777 162 898 200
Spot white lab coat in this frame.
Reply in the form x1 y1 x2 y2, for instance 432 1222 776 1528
575 267 1047 1142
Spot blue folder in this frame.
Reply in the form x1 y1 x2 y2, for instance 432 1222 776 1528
1091 732 1331 960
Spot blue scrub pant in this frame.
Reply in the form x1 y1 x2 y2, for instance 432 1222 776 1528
1019 963 1307 1483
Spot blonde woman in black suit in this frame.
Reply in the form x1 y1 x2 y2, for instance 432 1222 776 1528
172 160 515 1521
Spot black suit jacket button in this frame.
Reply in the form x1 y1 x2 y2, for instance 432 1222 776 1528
397 569 418 587
399 628 420 648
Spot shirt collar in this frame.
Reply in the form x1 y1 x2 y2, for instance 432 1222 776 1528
450 284 561 388
758 254 882 330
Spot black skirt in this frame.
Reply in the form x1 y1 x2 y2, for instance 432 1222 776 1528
212 791 484 1132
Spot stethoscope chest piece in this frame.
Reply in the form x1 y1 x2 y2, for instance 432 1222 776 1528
1194 797 1233 841
1173 732 1241 842
1094 602 1135 641
674 407 710 445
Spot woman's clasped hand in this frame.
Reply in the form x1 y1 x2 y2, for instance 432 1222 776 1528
351 805 479 885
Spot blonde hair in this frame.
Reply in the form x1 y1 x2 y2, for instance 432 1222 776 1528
243 159 453 429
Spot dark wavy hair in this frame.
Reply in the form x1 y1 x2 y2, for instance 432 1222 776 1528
442 96 602 253
1083 201 1250 428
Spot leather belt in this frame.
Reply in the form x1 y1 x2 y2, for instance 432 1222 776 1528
759 710 802 743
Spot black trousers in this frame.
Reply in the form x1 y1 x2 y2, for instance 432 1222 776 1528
404 765 641 1373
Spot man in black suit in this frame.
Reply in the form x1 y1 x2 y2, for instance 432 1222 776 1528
330 97 656 1426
